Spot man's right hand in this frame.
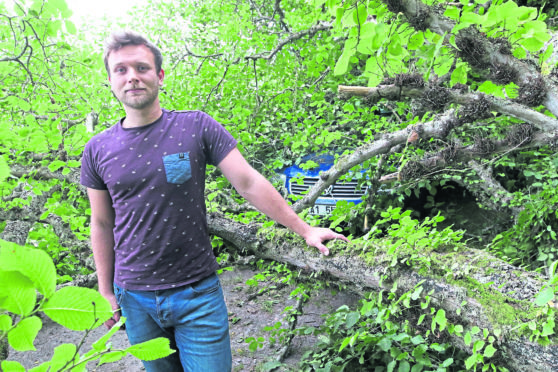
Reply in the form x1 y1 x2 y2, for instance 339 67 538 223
103 292 122 330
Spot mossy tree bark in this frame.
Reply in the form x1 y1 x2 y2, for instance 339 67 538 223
208 213 557 372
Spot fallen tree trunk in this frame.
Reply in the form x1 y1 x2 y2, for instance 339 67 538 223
207 213 557 372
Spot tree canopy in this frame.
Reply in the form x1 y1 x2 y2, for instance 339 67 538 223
2 0 558 370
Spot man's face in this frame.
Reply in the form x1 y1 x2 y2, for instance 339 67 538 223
107 45 164 111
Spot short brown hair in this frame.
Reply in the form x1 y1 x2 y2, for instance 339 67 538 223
103 30 163 75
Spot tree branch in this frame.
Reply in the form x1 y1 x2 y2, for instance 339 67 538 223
273 0 290 33
391 0 558 116
338 84 558 132
245 22 333 61
466 159 522 216
9 164 82 186
292 109 459 213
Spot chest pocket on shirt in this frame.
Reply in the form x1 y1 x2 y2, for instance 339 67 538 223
163 152 192 184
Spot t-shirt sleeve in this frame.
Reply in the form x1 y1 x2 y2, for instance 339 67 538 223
80 140 108 190
200 112 238 166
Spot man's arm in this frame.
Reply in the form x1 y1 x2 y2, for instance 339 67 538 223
87 188 119 328
217 148 347 255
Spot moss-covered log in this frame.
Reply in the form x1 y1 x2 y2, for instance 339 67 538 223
208 213 557 372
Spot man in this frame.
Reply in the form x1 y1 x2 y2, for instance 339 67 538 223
80 30 347 372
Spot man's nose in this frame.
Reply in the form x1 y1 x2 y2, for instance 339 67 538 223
126 70 139 83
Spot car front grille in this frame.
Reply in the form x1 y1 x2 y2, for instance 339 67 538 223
289 177 367 199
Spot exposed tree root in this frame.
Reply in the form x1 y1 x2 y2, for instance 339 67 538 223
246 282 289 302
277 295 305 363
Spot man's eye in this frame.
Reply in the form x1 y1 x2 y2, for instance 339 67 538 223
138 66 148 71
116 67 126 73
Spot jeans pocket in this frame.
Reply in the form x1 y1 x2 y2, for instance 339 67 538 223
163 152 192 184
191 273 220 295
113 283 125 306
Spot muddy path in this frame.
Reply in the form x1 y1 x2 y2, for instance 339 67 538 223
7 265 360 371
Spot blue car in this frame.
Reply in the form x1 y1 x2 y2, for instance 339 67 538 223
278 153 368 215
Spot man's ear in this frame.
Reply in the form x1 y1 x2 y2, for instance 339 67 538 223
158 69 165 85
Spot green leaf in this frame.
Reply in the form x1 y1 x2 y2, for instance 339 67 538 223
50 343 77 371
261 361 283 371
504 83 519 99
478 81 505 98
398 360 410 372
388 36 403 57
425 32 446 81
444 6 461 20
434 54 454 77
345 311 360 328
0 271 36 316
28 362 51 372
126 337 176 361
8 316 42 351
473 340 485 353
441 357 454 367
465 354 477 369
365 57 383 87
0 314 12 331
42 287 112 331
339 336 351 352
408 32 424 50
99 350 127 365
519 37 546 53
6 96 31 112
411 286 423 301
92 317 126 351
334 51 352 76
513 47 527 59
542 317 555 336
353 3 367 26
434 309 447 331
464 331 472 346
0 156 10 182
377 337 392 352
65 20 77 34
1 361 26 372
0 241 57 298
48 160 66 172
387 359 396 372
535 286 555 306
484 344 497 358
411 335 424 345
541 43 554 65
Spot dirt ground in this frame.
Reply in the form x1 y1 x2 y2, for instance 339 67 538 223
6 265 360 371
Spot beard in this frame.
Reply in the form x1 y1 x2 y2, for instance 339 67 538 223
114 86 159 110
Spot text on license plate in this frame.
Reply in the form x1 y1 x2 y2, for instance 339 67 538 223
309 204 336 215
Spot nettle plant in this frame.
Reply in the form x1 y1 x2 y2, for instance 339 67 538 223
0 240 174 372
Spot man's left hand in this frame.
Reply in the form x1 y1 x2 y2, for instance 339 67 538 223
304 227 348 256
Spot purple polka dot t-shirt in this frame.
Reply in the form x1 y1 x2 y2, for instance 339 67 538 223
80 110 237 290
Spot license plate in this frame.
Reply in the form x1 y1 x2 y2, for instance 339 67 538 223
308 204 335 216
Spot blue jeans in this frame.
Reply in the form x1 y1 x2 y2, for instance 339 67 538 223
114 273 232 372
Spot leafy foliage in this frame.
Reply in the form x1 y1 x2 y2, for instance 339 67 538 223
1 0 558 369
0 239 174 370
